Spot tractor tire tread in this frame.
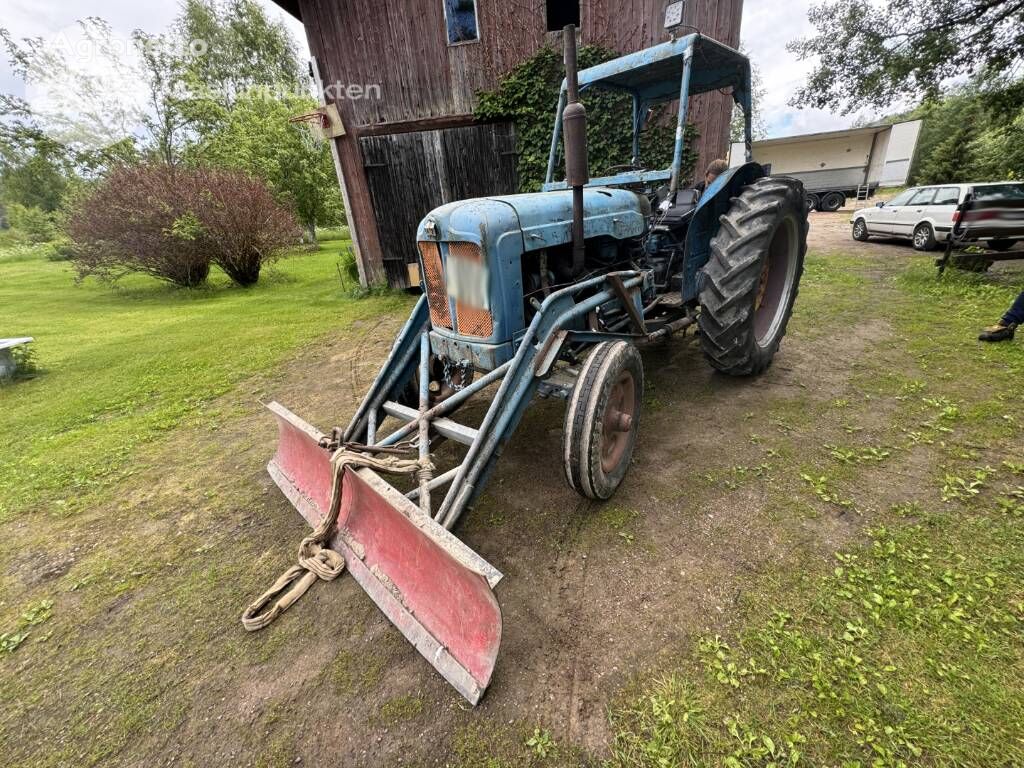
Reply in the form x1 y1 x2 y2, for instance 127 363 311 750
698 176 807 376
563 341 643 500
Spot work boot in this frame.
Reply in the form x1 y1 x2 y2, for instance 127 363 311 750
978 322 1017 342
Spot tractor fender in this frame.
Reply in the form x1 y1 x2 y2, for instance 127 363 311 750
682 161 766 302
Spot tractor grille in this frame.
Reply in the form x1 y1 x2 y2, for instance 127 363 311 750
417 241 452 330
448 242 494 338
417 241 494 338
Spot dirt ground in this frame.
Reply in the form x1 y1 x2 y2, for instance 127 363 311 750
3 205 1022 767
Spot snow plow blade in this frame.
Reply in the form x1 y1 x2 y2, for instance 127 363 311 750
265 402 503 705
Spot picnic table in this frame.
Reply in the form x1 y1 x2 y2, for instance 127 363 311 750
0 337 34 379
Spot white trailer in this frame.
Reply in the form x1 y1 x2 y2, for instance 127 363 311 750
729 120 923 211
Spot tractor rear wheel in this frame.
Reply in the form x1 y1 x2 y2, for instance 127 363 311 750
563 341 643 500
698 176 807 376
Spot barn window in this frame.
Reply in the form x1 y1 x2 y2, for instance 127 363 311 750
546 0 580 31
444 0 479 44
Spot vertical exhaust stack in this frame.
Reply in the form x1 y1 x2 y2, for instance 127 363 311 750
562 24 588 276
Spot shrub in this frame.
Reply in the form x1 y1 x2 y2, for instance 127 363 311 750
66 165 300 288
6 204 57 244
192 169 302 286
0 243 51 264
67 165 213 287
475 45 697 193
317 225 351 242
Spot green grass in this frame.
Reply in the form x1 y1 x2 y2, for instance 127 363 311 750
0 240 408 521
605 255 1024 768
1 232 1022 766
610 511 1024 767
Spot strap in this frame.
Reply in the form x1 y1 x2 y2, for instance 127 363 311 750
242 447 431 631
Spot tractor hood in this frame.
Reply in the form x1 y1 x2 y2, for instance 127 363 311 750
416 188 649 250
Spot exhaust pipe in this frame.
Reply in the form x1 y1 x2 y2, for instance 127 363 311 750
562 24 588 276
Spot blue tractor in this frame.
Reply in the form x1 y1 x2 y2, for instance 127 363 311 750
255 28 807 705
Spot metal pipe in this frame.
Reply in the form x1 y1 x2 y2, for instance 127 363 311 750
544 90 567 187
667 49 694 198
631 95 642 166
375 360 512 447
344 295 429 442
406 465 461 501
417 333 431 515
437 272 645 529
562 24 589 276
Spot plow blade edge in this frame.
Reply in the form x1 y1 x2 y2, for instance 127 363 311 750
265 402 503 704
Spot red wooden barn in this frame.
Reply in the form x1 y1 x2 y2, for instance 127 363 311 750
271 0 744 287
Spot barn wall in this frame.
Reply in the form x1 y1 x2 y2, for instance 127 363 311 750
294 0 744 286
360 123 519 287
301 0 741 156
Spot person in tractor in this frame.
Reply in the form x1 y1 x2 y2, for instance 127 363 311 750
978 290 1024 342
695 159 730 198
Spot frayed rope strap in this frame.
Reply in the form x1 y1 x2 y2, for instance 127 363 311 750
241 448 432 631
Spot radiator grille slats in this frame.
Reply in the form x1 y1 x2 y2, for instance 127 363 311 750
417 241 452 330
455 301 494 338
417 240 494 339
447 243 494 338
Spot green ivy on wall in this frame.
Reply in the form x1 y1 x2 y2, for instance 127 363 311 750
475 45 699 194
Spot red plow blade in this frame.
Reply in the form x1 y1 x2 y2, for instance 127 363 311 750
265 402 503 704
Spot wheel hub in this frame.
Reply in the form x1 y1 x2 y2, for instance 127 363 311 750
755 259 771 311
600 371 636 473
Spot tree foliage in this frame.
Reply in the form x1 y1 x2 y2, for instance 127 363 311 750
184 92 343 241
176 0 302 109
898 81 1024 184
730 47 767 143
789 0 1024 114
0 128 71 212
475 45 698 193
0 0 343 245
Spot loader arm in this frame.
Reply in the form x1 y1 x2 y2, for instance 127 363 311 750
264 270 650 704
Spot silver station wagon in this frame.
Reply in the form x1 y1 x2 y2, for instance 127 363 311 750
851 182 1024 251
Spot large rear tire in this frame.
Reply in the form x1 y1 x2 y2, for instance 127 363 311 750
563 341 643 500
698 176 807 376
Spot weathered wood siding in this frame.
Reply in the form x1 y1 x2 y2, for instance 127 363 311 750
299 0 741 159
360 123 518 287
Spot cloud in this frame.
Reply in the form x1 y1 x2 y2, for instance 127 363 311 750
0 0 308 102
740 0 878 137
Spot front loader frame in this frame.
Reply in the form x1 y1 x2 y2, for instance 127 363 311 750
330 268 695 533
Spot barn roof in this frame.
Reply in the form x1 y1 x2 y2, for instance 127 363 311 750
269 0 300 19
574 34 748 104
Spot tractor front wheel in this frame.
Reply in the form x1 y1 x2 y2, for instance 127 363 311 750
563 341 643 500
698 177 807 376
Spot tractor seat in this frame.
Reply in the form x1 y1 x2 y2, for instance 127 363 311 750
655 187 699 229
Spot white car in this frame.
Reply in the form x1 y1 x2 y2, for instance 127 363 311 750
850 182 1024 251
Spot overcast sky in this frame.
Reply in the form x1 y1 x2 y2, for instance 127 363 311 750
0 0 866 139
